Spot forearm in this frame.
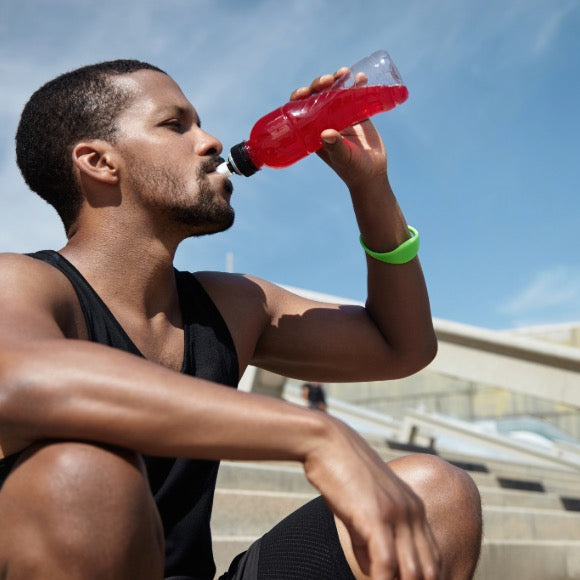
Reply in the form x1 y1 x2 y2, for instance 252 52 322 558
350 174 437 372
0 338 324 461
316 121 436 373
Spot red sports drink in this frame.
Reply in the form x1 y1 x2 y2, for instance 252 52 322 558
217 51 408 177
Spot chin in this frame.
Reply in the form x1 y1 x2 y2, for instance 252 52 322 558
181 212 236 238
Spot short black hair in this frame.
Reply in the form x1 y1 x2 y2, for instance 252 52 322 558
16 59 166 231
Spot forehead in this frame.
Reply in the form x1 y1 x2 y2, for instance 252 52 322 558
114 69 197 120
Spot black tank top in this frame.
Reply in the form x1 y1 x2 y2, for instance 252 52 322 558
0 250 239 579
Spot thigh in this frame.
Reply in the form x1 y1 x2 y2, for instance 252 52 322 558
0 441 165 580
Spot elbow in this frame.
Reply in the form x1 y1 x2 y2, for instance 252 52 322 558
417 331 438 371
391 331 438 380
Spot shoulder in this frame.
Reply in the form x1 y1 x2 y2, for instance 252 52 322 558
192 270 271 325
192 271 310 318
193 271 270 305
190 271 291 367
0 252 72 292
0 252 85 338
193 270 344 324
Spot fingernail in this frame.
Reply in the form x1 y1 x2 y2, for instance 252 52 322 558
321 134 338 145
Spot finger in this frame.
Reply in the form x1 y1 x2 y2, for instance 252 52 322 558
289 72 337 100
412 519 442 580
320 129 342 146
348 528 372 577
289 86 310 101
402 487 441 579
309 73 336 93
318 130 353 167
290 66 351 100
334 66 350 78
354 71 369 87
307 67 349 94
367 526 399 580
394 523 423 580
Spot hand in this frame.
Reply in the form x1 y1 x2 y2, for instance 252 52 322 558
290 69 388 190
304 416 441 579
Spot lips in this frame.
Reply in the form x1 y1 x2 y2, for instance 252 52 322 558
207 158 233 194
223 176 234 195
206 157 226 173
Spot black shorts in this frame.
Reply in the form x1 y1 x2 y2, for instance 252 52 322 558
217 496 354 580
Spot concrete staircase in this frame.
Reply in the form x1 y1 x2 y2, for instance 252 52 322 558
465 455 580 579
211 445 580 579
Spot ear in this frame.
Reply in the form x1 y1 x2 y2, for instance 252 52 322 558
72 141 119 185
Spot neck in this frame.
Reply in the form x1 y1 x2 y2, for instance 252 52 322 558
59 218 187 319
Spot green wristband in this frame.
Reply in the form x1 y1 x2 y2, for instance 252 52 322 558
359 226 420 264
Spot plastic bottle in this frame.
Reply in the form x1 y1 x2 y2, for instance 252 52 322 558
216 50 408 177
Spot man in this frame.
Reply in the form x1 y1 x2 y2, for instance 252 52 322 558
302 382 328 411
0 60 482 579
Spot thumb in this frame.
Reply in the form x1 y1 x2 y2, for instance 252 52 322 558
320 129 352 166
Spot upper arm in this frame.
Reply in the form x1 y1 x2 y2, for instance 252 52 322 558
0 253 83 453
196 271 410 383
249 279 401 382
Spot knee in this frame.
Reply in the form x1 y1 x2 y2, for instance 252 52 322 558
393 453 481 514
12 440 153 517
390 454 482 579
1 441 164 578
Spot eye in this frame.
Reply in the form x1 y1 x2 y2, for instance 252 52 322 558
162 119 184 132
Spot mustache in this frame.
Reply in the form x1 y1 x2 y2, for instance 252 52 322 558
200 156 226 173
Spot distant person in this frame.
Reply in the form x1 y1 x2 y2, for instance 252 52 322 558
303 382 328 412
0 59 482 579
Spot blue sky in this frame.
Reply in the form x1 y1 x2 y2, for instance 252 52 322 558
1 0 579 330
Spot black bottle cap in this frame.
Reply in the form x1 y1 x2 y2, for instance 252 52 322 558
229 141 259 177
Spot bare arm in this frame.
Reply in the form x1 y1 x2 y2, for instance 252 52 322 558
207 75 436 384
0 254 317 461
318 117 437 374
0 254 439 578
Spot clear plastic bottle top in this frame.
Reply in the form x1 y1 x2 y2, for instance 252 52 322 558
217 50 408 177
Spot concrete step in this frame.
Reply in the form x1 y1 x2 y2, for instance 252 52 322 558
462 467 580 500
221 447 580 495
211 488 316 537
479 485 565 510
494 472 580 497
444 461 579 498
212 488 580 542
483 505 580 541
217 461 315 494
475 540 580 579
246 447 580 499
217 459 492 493
370 445 580 495
217 461 571 511
366 437 580 478
480 456 580 483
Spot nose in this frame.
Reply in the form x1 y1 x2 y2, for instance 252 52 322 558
194 127 223 156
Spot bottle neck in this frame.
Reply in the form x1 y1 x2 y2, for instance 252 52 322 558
228 141 260 177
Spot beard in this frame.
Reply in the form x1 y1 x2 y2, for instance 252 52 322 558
128 159 235 236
